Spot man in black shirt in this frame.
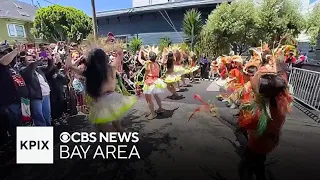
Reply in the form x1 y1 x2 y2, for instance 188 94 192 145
0 45 28 146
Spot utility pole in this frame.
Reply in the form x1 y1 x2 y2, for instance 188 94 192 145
91 0 98 40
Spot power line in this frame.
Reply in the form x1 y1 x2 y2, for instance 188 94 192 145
41 0 57 5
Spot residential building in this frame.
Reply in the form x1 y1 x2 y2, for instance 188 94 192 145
0 0 42 44
97 0 231 45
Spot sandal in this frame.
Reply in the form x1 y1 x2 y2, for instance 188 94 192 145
147 113 157 120
155 108 165 114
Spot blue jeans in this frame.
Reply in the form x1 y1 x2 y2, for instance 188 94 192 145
31 95 51 126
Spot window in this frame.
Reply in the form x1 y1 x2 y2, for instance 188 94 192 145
7 24 26 37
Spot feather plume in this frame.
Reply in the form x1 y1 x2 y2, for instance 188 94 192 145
144 45 159 57
188 94 218 121
81 38 125 55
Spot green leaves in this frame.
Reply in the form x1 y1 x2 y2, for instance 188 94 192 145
307 4 320 46
257 0 304 42
158 37 172 53
32 5 92 42
182 9 203 51
128 37 143 54
200 0 305 57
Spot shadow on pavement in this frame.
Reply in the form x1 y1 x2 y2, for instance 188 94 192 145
166 95 185 100
177 88 189 92
156 107 179 119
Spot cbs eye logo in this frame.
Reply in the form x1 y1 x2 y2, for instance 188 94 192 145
59 132 97 143
60 132 71 143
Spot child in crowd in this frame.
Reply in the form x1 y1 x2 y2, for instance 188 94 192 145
72 62 86 113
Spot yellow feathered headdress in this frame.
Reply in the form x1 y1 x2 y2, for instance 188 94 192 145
144 45 159 56
230 55 243 64
249 47 262 62
163 44 181 55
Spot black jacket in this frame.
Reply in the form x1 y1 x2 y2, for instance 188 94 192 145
46 67 68 101
20 59 53 100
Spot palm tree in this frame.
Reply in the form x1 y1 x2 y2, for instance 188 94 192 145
158 37 172 53
182 9 202 51
128 37 143 54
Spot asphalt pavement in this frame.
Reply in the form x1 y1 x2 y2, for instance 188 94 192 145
1 79 320 180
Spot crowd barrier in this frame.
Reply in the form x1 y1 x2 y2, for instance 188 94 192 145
289 68 320 117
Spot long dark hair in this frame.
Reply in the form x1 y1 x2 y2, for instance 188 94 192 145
149 52 157 62
167 52 174 69
84 48 111 99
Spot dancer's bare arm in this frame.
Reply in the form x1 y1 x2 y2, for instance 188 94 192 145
65 53 84 75
137 48 146 66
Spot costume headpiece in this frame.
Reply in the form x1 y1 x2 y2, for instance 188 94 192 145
143 45 159 60
82 37 124 55
230 55 243 64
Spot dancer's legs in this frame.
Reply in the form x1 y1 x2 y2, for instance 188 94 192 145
153 94 163 112
112 121 125 133
181 75 187 86
145 94 156 119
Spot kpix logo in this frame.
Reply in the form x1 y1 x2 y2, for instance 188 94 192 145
16 127 54 164
20 140 50 150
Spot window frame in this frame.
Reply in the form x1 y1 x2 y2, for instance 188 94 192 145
7 23 26 38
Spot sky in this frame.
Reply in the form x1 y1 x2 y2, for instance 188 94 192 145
19 0 132 16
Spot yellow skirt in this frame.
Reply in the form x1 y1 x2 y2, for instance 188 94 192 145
89 92 137 124
174 65 187 75
164 73 181 84
143 78 167 94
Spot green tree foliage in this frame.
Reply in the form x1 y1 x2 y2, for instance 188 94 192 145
32 5 92 42
128 37 143 54
158 37 172 53
200 0 305 56
256 0 305 44
182 9 203 51
307 4 320 46
200 1 257 56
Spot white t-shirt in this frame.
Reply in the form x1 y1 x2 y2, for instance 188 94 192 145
36 71 50 96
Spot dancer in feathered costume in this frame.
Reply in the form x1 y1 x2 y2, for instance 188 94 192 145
162 51 183 99
171 45 189 90
237 44 293 180
215 56 229 101
138 46 167 120
187 52 200 83
224 56 245 108
66 47 137 133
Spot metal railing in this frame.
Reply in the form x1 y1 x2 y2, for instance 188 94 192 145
289 68 320 115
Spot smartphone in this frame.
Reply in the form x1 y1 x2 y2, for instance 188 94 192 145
40 51 48 58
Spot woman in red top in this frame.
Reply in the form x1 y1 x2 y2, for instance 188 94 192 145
138 48 167 120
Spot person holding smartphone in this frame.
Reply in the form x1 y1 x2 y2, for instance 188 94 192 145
20 48 54 126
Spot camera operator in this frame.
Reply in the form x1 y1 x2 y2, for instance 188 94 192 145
0 44 28 146
20 47 54 126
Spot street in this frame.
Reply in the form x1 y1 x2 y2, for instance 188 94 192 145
2 80 320 180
